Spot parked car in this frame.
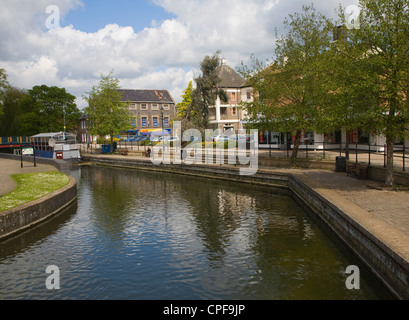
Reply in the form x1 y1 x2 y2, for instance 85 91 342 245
213 135 230 142
158 136 179 142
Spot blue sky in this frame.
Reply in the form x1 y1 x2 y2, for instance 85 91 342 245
0 0 359 108
63 1 175 33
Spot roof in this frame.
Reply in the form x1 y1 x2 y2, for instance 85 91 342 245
118 89 175 104
32 132 66 138
216 64 247 88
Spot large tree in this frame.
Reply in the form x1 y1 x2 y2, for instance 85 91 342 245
190 52 228 130
239 5 334 164
23 85 80 135
84 72 131 151
337 0 409 186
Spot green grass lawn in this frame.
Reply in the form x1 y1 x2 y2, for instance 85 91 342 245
0 171 70 212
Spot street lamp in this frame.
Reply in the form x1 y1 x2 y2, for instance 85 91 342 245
63 104 66 140
160 105 165 161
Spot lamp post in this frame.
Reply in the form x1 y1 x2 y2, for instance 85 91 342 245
161 106 164 161
63 104 66 140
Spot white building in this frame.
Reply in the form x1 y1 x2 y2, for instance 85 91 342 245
208 59 253 132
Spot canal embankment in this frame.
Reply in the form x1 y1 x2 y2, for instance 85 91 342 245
0 154 77 241
82 153 409 300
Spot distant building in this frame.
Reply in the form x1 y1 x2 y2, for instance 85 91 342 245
118 89 176 136
208 58 253 132
78 113 91 144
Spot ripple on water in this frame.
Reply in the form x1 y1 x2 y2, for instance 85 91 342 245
0 166 395 300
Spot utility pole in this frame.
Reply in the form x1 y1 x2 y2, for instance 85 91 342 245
63 104 66 140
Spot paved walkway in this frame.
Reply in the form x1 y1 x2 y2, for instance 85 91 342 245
0 158 58 197
268 167 409 237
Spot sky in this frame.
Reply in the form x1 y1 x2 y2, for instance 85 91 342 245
0 0 359 109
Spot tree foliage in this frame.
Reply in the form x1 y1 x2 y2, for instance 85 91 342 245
0 86 27 136
25 85 80 134
84 72 131 149
239 5 334 163
175 81 193 121
190 52 228 129
0 80 80 137
0 68 10 118
336 0 409 186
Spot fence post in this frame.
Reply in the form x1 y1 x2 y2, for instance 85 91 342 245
323 140 326 159
368 141 371 166
306 142 308 159
356 143 358 163
403 143 406 172
384 144 387 168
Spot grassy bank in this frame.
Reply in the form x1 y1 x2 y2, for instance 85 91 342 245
0 171 70 212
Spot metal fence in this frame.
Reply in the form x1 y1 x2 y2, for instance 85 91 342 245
80 140 407 172
260 141 407 172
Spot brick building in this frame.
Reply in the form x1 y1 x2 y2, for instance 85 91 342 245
118 89 176 137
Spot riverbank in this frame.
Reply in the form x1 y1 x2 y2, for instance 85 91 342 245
0 156 77 241
82 153 409 300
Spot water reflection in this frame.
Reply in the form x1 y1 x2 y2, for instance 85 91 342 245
0 165 394 300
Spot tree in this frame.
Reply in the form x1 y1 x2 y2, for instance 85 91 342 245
175 81 193 121
0 86 28 136
337 0 409 186
173 81 203 132
239 5 334 164
191 52 228 129
0 68 10 118
25 85 80 134
0 83 80 136
84 72 131 151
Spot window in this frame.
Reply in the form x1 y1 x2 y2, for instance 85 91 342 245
231 92 236 102
129 104 136 109
131 118 136 127
140 104 148 110
152 104 159 110
164 117 169 127
247 91 252 100
232 107 237 117
142 117 148 127
153 117 159 127
162 104 170 110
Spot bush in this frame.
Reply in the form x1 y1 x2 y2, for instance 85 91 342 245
141 140 153 146
97 138 110 145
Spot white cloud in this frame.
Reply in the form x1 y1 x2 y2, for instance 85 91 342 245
0 0 359 109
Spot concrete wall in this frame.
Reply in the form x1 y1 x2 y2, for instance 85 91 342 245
369 166 409 187
258 156 336 170
0 153 77 241
0 176 77 241
289 175 409 300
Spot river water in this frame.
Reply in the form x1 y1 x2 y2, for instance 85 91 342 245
0 165 393 300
